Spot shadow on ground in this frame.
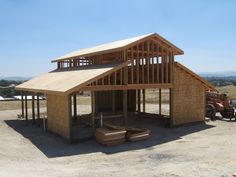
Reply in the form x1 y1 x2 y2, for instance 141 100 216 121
5 117 215 158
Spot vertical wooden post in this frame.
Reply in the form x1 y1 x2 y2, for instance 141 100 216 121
142 89 145 112
91 91 95 129
123 90 128 126
32 93 35 124
73 93 77 119
169 88 173 126
161 50 165 83
170 52 175 126
136 45 140 84
68 94 73 143
37 93 40 127
142 43 145 83
25 93 28 121
131 47 134 84
147 41 150 83
57 62 60 69
21 92 24 118
159 88 162 115
112 91 116 114
138 90 141 113
152 42 155 83
123 49 128 126
165 53 169 83
156 44 159 83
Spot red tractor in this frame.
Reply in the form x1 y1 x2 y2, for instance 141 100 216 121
205 91 235 120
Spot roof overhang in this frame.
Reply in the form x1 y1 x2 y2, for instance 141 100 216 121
15 61 131 95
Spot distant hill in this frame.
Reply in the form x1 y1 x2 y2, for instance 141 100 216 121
0 76 31 81
199 71 236 77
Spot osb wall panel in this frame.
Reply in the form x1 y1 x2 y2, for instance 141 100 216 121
172 66 205 126
47 94 70 140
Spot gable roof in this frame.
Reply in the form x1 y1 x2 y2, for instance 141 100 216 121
15 61 130 95
52 33 184 62
175 62 216 91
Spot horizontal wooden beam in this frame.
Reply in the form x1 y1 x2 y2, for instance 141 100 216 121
80 83 172 91
128 83 172 89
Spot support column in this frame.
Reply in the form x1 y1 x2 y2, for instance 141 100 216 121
112 91 116 114
68 94 73 143
159 88 162 115
137 90 141 113
37 93 40 127
123 49 128 126
73 93 77 119
91 91 95 129
142 89 145 112
25 93 28 121
123 90 128 126
32 93 35 124
21 92 24 118
169 88 173 126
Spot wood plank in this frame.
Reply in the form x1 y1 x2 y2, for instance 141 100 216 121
37 93 40 127
147 41 150 84
152 42 155 83
112 91 116 114
25 93 28 121
127 83 172 90
91 91 95 129
138 90 141 113
123 49 128 126
114 71 117 85
81 83 172 91
169 88 173 126
73 93 77 119
57 62 60 69
161 50 164 83
169 51 173 83
165 54 169 83
159 88 162 115
21 92 24 118
136 44 140 84
142 89 145 112
131 47 134 84
108 74 111 85
123 90 128 126
32 93 35 124
142 42 145 83
156 43 159 83
68 94 73 143
120 68 123 85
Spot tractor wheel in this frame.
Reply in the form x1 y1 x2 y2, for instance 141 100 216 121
220 110 227 118
206 104 216 120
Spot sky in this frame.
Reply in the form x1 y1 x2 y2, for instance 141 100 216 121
0 0 235 77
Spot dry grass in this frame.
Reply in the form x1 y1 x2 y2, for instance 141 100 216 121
2 86 236 111
216 85 236 99
0 100 47 111
145 89 169 103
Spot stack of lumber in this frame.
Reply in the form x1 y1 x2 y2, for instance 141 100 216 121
126 128 150 142
105 124 151 142
95 127 126 146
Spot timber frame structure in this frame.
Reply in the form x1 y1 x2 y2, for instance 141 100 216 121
16 33 215 143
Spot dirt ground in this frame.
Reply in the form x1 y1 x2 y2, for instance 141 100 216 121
0 106 235 177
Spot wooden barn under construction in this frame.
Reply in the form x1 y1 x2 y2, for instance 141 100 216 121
16 33 215 143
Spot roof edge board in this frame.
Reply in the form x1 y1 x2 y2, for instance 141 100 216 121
51 46 125 63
